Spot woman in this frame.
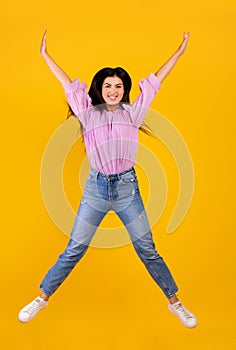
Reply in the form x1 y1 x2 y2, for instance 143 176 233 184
18 31 197 328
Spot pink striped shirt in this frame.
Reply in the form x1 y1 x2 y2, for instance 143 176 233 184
63 72 161 174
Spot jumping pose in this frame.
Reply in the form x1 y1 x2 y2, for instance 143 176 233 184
18 31 197 328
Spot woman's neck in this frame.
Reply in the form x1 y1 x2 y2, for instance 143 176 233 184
106 103 120 112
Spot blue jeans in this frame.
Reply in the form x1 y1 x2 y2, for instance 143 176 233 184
40 167 178 298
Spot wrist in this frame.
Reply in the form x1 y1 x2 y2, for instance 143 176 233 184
41 51 49 60
175 48 184 58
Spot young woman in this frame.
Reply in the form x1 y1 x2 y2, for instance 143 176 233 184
18 31 197 328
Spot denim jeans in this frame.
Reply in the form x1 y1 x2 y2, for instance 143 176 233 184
40 167 178 298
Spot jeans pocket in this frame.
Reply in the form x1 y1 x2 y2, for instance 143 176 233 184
120 173 137 184
87 173 96 182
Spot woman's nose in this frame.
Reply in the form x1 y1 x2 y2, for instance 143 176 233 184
110 87 117 94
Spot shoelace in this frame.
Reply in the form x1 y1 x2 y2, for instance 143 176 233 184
175 303 193 319
27 299 44 316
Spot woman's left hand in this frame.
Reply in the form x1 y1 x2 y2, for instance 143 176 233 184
178 32 190 55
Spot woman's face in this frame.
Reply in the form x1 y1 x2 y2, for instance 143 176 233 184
102 76 124 110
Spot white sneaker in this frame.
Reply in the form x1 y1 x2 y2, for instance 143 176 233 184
168 301 197 328
18 297 48 323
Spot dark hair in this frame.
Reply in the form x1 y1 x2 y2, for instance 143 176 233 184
67 67 153 137
88 67 132 108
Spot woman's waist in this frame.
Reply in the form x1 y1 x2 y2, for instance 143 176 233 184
89 165 136 180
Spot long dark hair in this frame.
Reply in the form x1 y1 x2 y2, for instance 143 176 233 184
67 67 153 136
88 67 131 107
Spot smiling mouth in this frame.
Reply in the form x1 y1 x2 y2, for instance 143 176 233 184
108 95 118 100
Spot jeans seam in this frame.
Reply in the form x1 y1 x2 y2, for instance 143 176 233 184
133 240 176 298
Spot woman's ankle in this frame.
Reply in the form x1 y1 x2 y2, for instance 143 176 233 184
168 294 179 304
40 292 49 301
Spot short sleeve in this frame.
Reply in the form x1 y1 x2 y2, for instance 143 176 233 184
62 78 92 126
125 73 161 127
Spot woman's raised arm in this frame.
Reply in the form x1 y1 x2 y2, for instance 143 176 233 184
155 32 190 83
40 30 72 85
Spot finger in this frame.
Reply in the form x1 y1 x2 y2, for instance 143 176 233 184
40 30 48 53
184 31 190 40
42 29 48 41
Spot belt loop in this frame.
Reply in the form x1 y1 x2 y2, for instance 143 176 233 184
91 168 99 179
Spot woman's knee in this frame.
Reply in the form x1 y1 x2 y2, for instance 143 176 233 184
133 240 161 261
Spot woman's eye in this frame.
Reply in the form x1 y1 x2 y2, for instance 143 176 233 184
104 84 123 89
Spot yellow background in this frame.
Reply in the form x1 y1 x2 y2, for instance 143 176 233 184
1 0 236 348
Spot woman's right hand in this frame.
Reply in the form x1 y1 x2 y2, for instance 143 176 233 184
39 30 72 85
40 30 48 57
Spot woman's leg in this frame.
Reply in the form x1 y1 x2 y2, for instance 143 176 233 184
18 195 107 323
114 173 197 327
40 196 107 297
117 211 178 299
114 172 178 299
